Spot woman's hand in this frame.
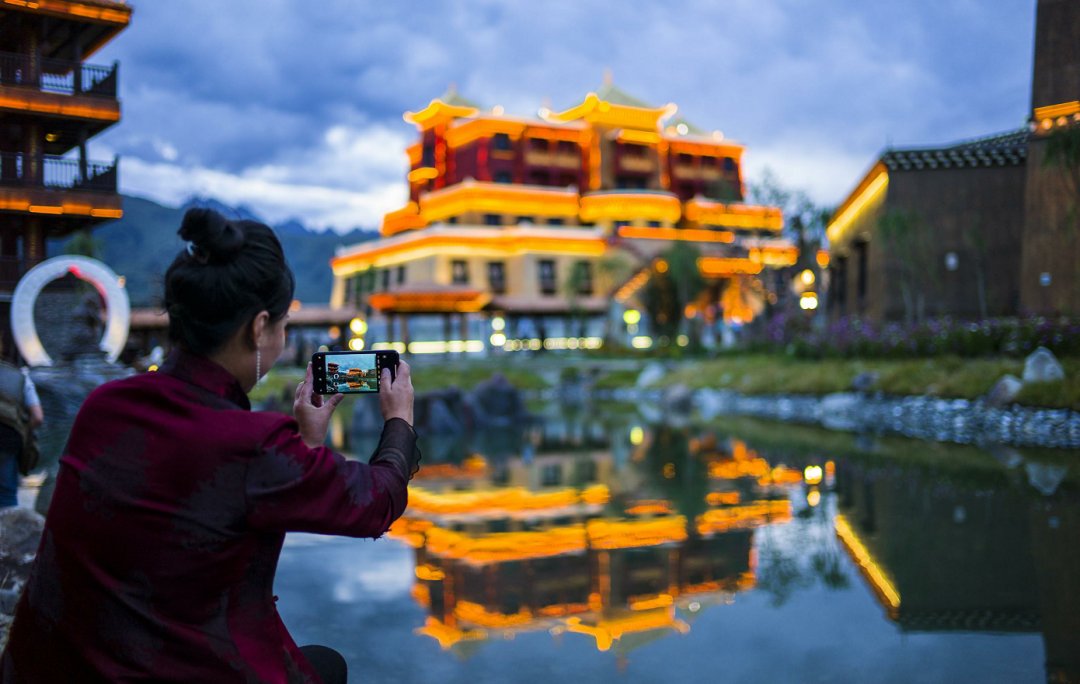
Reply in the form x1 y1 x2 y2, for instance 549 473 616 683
294 362 345 448
380 359 414 426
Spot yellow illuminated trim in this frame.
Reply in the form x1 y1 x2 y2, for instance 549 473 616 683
617 225 734 243
415 617 486 651
0 91 120 121
546 92 669 131
827 163 889 245
617 129 661 145
408 167 438 183
406 143 423 166
380 202 427 236
1034 101 1080 121
28 205 63 214
444 117 528 148
367 291 491 314
580 193 681 223
409 485 609 516
697 257 762 276
684 199 783 230
420 181 580 221
404 99 478 130
0 196 121 218
2 0 131 24
749 246 799 267
835 514 900 618
563 608 689 652
523 125 586 143
695 500 791 536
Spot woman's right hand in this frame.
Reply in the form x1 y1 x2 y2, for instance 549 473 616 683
380 360 414 425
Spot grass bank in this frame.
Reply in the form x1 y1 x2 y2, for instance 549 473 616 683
252 353 1080 412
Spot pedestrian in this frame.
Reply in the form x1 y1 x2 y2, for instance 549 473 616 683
2 208 420 682
0 356 44 509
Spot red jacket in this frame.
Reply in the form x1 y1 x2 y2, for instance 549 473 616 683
2 351 418 682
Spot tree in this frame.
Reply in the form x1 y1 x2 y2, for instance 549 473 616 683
64 228 101 259
878 210 938 324
642 242 705 345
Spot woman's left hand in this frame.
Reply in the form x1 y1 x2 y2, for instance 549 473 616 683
293 362 345 448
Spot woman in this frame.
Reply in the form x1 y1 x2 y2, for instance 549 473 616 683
1 209 419 682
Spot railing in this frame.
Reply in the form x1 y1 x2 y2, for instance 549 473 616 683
0 51 118 98
0 151 118 193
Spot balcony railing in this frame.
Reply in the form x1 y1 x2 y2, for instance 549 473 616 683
0 152 118 193
0 51 118 98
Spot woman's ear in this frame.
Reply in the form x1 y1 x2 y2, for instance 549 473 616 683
249 310 271 349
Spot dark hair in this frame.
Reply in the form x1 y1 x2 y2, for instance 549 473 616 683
163 208 294 356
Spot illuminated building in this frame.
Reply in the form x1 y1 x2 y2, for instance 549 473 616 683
826 0 1080 321
0 0 130 352
331 79 792 352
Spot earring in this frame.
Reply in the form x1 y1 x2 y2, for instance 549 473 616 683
256 348 262 381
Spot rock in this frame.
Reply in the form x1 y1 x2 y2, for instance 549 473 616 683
820 393 863 432
635 362 666 389
1025 461 1068 496
0 507 45 558
986 374 1024 407
663 384 693 414
1022 347 1065 384
468 374 529 428
851 371 879 393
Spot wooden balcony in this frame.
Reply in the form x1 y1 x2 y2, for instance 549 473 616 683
523 150 581 169
0 151 121 222
0 50 120 124
618 156 655 174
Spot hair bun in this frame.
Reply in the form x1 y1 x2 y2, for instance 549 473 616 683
178 208 245 264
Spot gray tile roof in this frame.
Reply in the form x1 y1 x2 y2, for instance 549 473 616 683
883 128 1029 171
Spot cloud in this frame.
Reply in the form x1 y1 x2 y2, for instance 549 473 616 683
90 0 1035 222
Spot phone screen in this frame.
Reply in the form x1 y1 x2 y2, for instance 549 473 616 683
320 352 380 394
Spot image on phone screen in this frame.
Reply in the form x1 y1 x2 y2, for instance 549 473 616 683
322 353 379 393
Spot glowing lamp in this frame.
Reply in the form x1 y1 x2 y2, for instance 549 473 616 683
623 309 642 326
147 364 159 372
799 293 819 310
489 333 507 347
804 465 823 485
807 490 821 507
655 260 669 273
348 338 365 351
676 334 689 347
349 317 368 335
800 269 815 286
327 326 341 339
491 316 506 331
630 426 644 445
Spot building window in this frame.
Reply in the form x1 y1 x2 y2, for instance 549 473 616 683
613 220 630 230
366 269 376 291
447 216 458 224
559 173 578 187
723 157 736 171
484 213 502 226
529 170 549 185
855 240 869 308
621 143 646 157
574 261 593 296
396 265 406 285
548 217 565 226
678 153 693 165
647 220 661 228
452 260 469 285
615 175 646 189
529 137 549 152
493 133 512 151
539 259 557 296
517 216 534 225
541 463 562 487
702 156 718 167
422 144 434 166
488 261 506 294
381 269 391 291
494 170 513 183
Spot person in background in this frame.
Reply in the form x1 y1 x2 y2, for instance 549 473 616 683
0 358 44 509
2 208 420 683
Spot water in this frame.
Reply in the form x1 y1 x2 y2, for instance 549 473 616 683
276 402 1079 683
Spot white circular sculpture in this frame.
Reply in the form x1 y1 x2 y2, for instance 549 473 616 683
10 256 130 367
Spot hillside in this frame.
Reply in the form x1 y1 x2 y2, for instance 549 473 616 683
55 195 378 306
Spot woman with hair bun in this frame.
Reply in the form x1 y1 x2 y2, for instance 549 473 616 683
2 208 419 683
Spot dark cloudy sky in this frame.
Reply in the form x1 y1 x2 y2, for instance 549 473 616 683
89 0 1036 231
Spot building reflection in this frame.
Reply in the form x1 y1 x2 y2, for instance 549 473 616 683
389 421 795 656
833 460 1080 683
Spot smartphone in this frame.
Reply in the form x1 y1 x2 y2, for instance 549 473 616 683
311 350 399 394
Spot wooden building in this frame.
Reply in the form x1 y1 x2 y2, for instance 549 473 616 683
0 0 130 347
331 81 795 353
827 0 1080 321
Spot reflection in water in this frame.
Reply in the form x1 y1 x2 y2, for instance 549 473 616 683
285 403 1078 682
387 420 800 658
